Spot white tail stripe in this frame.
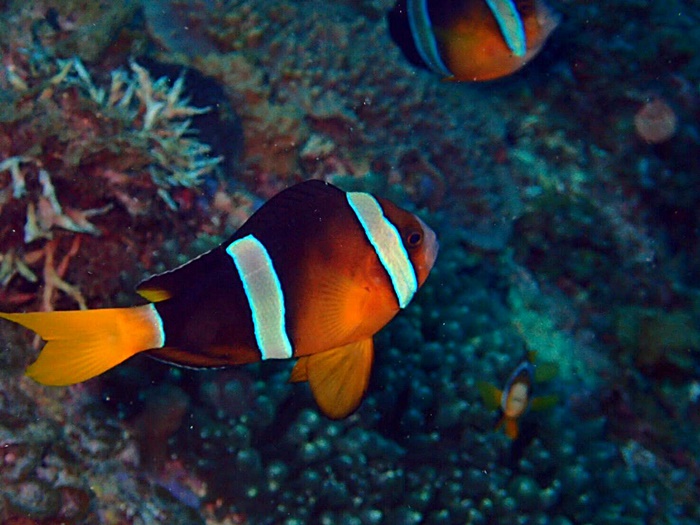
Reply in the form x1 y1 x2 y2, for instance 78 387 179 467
346 192 417 309
146 303 166 348
225 235 293 360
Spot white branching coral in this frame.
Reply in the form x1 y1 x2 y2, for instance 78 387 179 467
0 158 109 243
0 57 224 309
1 57 223 237
0 156 32 199
54 57 223 191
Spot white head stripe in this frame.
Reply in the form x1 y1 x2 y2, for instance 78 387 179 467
346 192 418 309
484 0 527 56
407 0 453 76
225 235 293 360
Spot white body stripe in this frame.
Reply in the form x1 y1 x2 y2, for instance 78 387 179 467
225 235 293 360
346 192 418 309
484 0 527 56
407 0 453 76
146 303 166 348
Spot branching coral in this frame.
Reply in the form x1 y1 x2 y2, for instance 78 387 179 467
0 55 223 310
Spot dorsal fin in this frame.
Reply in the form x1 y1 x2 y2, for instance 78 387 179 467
136 247 226 302
233 179 343 240
137 180 342 302
514 0 536 17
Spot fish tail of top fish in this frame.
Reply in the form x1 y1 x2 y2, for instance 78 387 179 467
0 306 165 386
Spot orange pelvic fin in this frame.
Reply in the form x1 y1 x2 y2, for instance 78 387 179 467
0 305 164 386
289 356 309 383
292 338 374 420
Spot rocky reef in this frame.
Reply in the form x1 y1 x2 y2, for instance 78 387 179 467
1 0 699 524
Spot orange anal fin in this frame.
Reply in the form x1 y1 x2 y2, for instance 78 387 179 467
304 338 374 420
147 347 246 368
530 394 559 411
289 356 309 383
1 305 164 386
477 381 503 411
504 417 520 440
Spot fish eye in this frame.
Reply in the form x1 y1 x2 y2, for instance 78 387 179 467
406 230 423 248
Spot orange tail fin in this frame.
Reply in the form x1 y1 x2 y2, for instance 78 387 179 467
0 305 165 386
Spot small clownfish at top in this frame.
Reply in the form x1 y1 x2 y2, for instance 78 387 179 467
0 180 438 420
477 352 558 439
387 0 560 81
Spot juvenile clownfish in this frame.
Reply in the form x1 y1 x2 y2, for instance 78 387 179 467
0 180 438 420
477 352 558 439
387 0 560 81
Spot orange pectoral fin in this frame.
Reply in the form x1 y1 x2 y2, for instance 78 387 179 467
477 381 503 410
303 338 374 420
289 356 309 383
295 262 380 354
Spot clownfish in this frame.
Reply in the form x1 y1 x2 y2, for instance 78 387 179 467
477 352 558 438
0 180 438 419
387 0 560 81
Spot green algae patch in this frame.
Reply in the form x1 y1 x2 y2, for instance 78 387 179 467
614 307 700 375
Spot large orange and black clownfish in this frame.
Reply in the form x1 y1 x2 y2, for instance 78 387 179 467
387 0 560 81
0 180 438 419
